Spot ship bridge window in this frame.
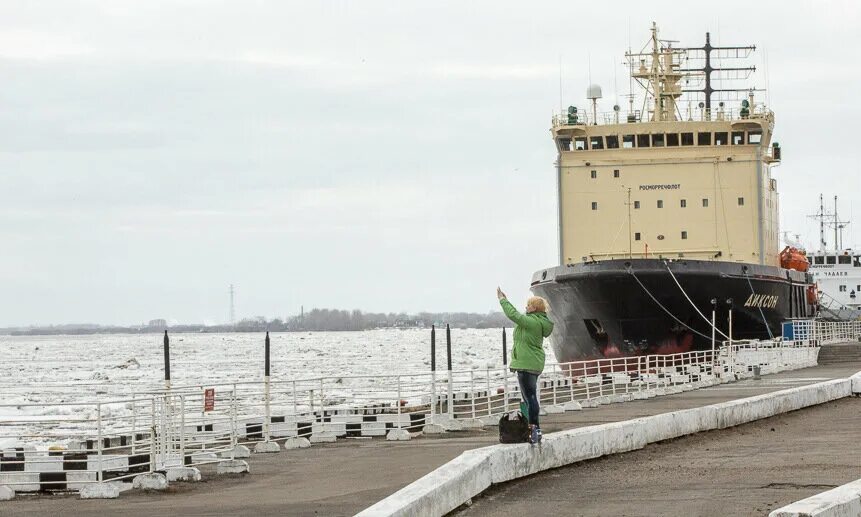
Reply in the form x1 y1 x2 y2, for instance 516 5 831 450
557 138 572 151
839 255 852 265
574 137 587 150
606 135 619 149
680 199 687 208
732 131 745 145
634 200 640 209
635 232 641 241
854 256 861 267
652 133 665 147
623 134 635 148
681 132 694 146
702 198 709 207
748 131 763 144
637 134 651 147
814 256 824 265
657 200 664 208
826 255 836 265
591 202 598 210
839 285 847 292
590 136 604 150
666 133 679 146
737 197 745 206
681 231 688 239
698 132 712 145
715 132 728 146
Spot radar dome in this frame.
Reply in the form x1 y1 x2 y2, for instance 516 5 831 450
586 84 603 100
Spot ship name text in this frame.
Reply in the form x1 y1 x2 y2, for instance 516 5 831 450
639 184 681 191
744 293 779 309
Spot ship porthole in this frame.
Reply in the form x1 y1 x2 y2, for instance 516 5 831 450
657 235 665 240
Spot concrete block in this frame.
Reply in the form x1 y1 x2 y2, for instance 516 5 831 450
67 471 98 491
254 441 281 453
769 477 861 517
80 482 120 499
356 447 494 517
0 485 14 500
458 419 485 429
386 429 411 441
543 405 565 415
851 371 861 394
132 472 168 491
310 432 337 444
423 423 447 434
312 421 346 437
216 460 249 475
166 467 201 482
283 437 311 449
228 445 251 458
562 400 582 411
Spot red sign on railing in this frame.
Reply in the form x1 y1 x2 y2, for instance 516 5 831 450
204 388 215 412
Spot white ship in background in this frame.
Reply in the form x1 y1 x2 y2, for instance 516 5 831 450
804 194 861 320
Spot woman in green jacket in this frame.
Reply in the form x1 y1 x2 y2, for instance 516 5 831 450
497 287 554 444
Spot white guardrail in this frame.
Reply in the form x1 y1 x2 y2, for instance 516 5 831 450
0 319 856 495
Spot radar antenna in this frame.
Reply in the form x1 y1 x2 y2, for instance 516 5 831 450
677 32 757 113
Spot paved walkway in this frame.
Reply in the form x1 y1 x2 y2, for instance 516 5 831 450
457 397 861 517
5 362 861 517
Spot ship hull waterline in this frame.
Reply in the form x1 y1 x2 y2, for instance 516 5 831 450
530 258 816 363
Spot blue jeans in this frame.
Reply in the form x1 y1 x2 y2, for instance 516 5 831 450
517 371 540 428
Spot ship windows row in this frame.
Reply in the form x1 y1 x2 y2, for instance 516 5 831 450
591 198 744 209
560 130 763 151
632 232 688 241
812 255 861 266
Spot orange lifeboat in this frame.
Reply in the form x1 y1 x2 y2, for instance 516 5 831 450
780 246 809 272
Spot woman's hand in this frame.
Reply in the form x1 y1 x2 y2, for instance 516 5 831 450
497 287 507 300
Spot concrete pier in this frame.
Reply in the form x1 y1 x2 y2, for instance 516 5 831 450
3 362 859 517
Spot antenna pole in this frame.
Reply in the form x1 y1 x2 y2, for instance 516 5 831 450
834 196 840 251
820 194 826 251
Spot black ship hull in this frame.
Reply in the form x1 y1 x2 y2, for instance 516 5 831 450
530 259 815 362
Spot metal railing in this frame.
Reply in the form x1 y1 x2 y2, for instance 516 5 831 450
552 103 772 127
1 318 855 494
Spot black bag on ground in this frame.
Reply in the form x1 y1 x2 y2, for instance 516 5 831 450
498 410 530 443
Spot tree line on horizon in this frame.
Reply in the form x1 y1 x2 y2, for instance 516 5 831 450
4 308 511 335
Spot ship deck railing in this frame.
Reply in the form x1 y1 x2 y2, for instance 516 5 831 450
552 103 772 128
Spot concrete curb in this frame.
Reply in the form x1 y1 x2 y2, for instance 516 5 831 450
769 477 861 516
357 377 855 517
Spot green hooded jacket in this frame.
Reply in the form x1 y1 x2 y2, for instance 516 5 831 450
500 298 554 374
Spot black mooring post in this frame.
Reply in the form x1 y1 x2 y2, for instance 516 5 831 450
446 324 452 371
431 325 436 371
163 330 171 383
502 327 508 365
265 331 271 377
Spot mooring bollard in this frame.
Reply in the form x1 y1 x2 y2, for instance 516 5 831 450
446 324 453 421
163 330 171 391
430 325 436 420
264 331 271 441
502 327 507 366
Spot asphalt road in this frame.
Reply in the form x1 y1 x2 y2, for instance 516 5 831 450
457 397 861 517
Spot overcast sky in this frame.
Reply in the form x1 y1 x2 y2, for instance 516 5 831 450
1 1 859 326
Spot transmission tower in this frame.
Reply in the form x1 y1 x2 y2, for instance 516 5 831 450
229 284 236 325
